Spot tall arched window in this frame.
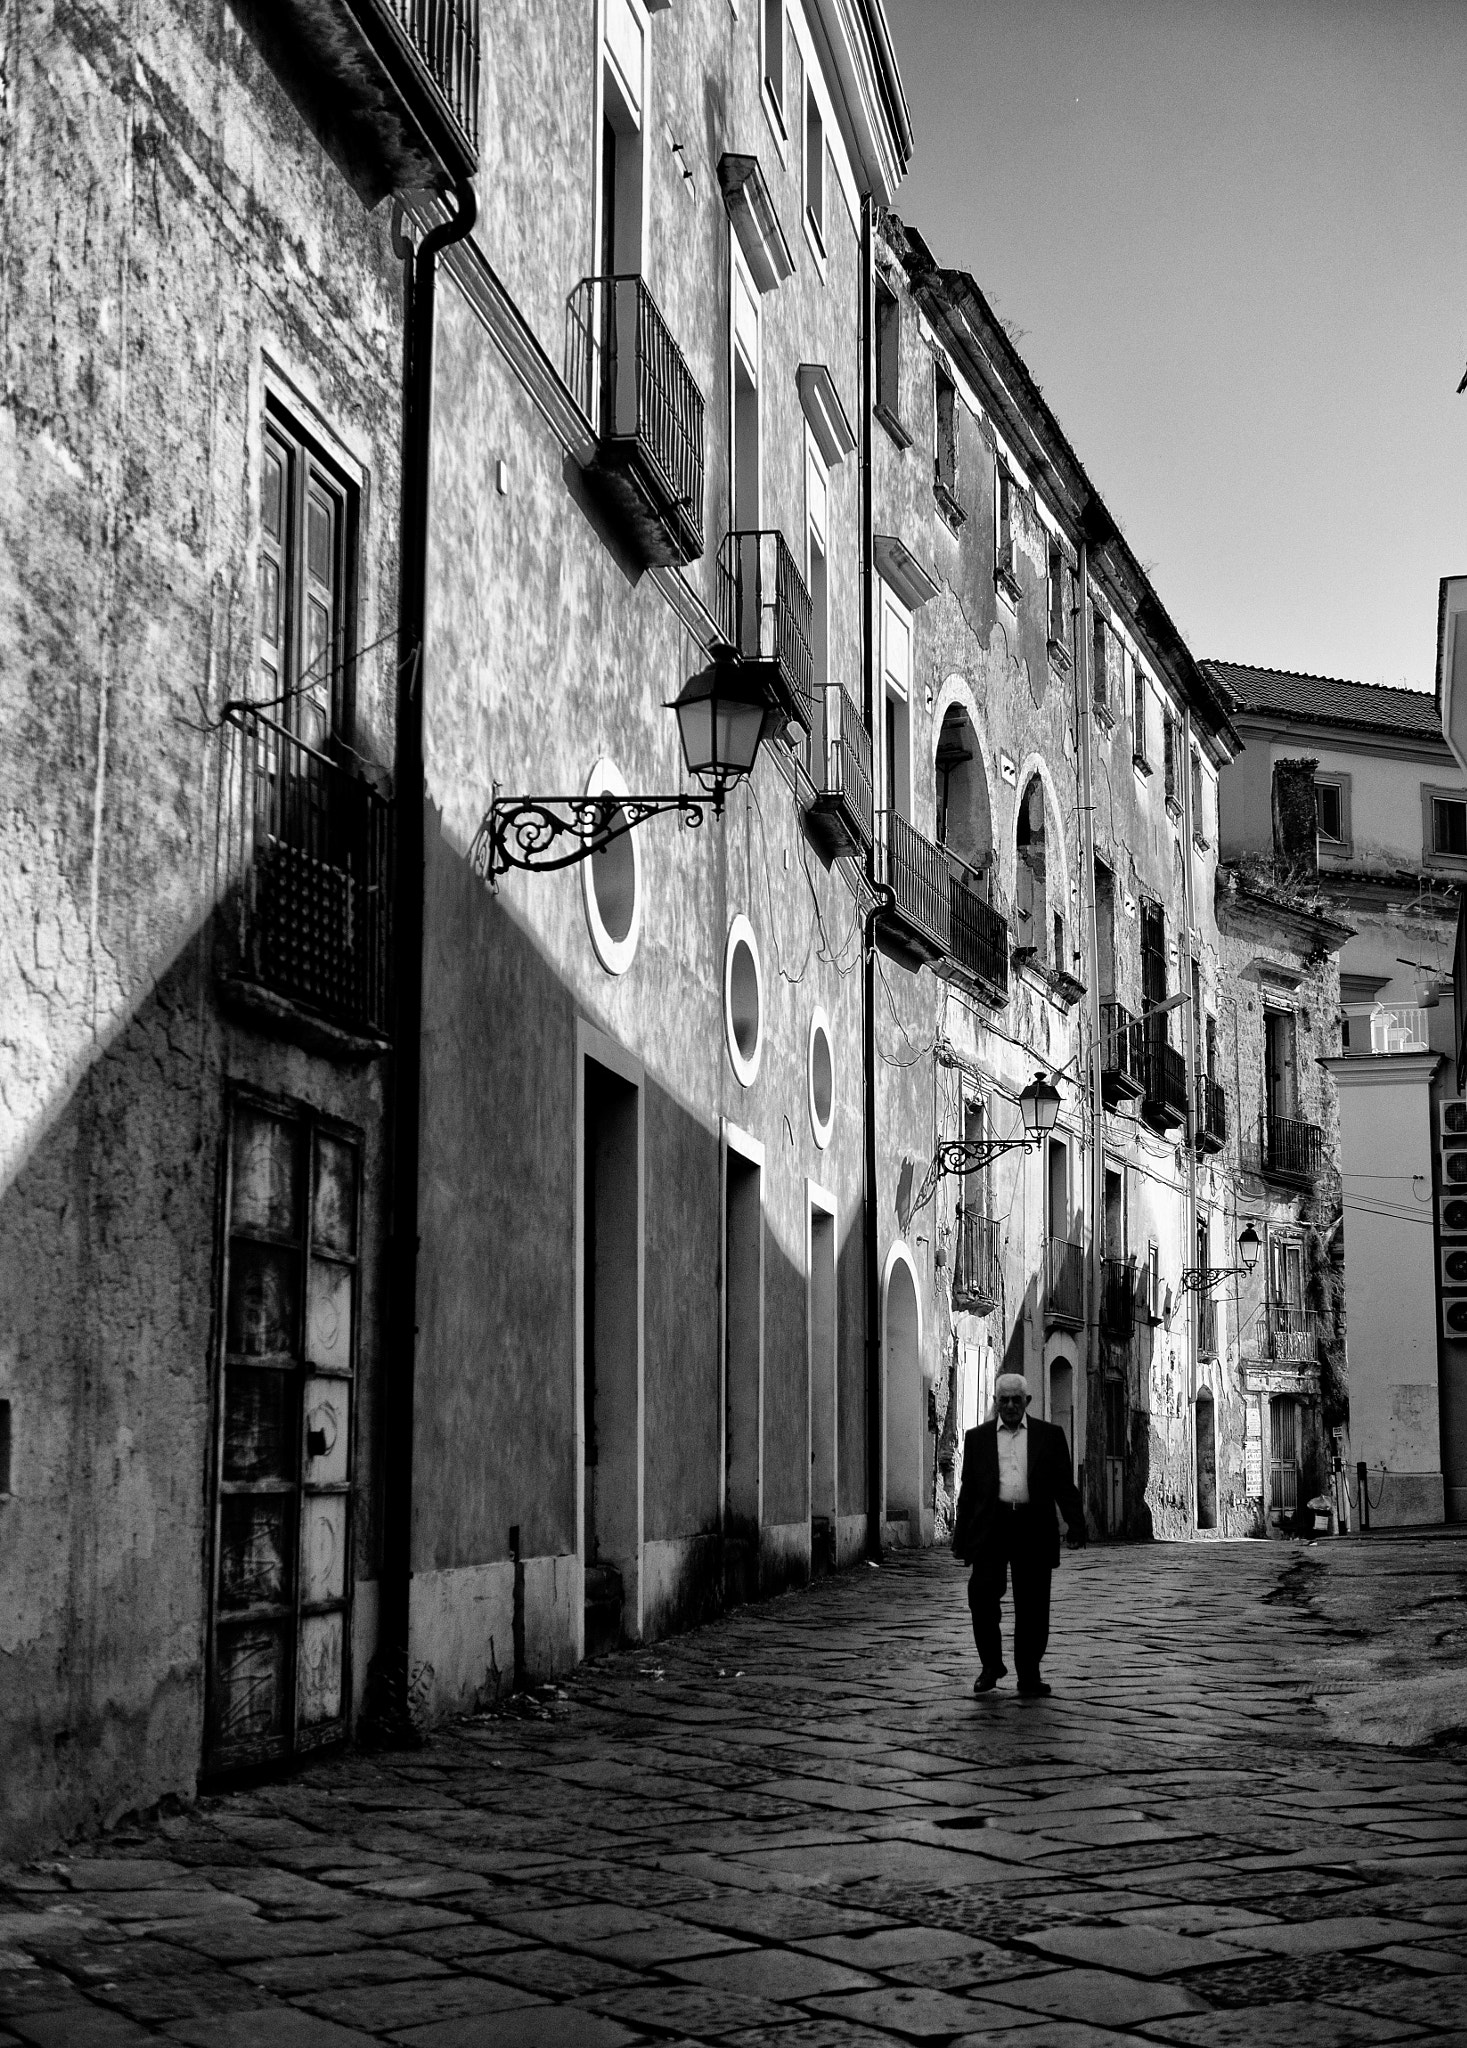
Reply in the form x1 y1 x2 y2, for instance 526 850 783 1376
1016 775 1048 957
935 704 993 895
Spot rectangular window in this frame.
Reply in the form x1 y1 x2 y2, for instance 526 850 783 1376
0 1398 10 1497
1133 666 1149 767
1049 546 1069 656
1147 1241 1161 1324
881 590 912 820
1053 908 1066 975
875 277 902 431
1092 608 1108 713
731 254 760 533
600 0 646 276
259 410 354 751
934 363 958 497
804 80 824 254
1434 796 1467 858
1163 711 1179 808
1316 779 1343 842
762 0 785 134
995 462 1015 590
806 437 829 778
1264 1009 1298 1123
208 1092 360 1775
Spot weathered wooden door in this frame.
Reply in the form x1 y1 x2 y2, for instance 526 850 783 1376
206 1091 359 1775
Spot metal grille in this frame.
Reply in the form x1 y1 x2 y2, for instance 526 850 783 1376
1141 1036 1189 1118
567 274 706 561
821 685 873 846
1197 1076 1227 1147
1244 1113 1324 1184
389 0 480 152
719 529 814 731
948 874 1009 997
1258 1303 1322 1364
878 812 948 954
224 706 392 1037
952 1211 1000 1315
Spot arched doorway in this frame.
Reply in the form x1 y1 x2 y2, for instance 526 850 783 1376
1195 1388 1218 1530
883 1250 923 1542
935 704 993 890
1049 1358 1074 1471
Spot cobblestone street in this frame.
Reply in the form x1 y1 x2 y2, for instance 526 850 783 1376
3 1537 1466 2048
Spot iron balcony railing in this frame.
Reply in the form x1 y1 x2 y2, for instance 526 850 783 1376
1047 1239 1085 1328
1100 1000 1143 1101
567 274 705 566
810 684 873 854
947 871 1009 1001
387 0 479 157
1140 1036 1189 1126
1254 1302 1323 1365
1243 1113 1325 1186
877 812 948 958
719 529 814 733
1197 1296 1220 1357
1101 1255 1136 1338
223 705 392 1038
1196 1075 1227 1153
952 1211 1001 1315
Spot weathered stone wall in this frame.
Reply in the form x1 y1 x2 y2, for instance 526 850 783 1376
0 3 404 1850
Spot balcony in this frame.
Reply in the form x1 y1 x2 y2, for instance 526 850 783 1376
1196 1076 1227 1154
1046 1239 1085 1331
1242 1114 1326 1188
952 1211 1001 1316
274 0 479 199
875 812 948 970
1101 1255 1135 1339
1139 1036 1189 1134
807 685 873 861
1197 1296 1220 1358
567 275 705 568
1253 1303 1323 1365
1100 1002 1144 1108
941 870 1009 1006
719 530 813 735
222 706 392 1042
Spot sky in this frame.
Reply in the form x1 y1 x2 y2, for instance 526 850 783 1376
883 0 1465 692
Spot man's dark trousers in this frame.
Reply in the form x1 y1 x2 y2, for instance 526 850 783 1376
968 1503 1052 1681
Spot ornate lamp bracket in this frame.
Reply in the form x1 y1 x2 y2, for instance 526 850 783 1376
910 1134 1038 1220
470 784 714 887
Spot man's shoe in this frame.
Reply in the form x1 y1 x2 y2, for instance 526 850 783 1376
972 1666 1006 1694
1017 1677 1052 1698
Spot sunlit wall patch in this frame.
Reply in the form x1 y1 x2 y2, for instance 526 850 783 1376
581 758 642 976
724 914 764 1086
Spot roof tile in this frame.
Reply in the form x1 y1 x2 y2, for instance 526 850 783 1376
1204 660 1441 739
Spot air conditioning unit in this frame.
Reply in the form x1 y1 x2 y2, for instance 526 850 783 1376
1440 1193 1467 1240
1444 1296 1467 1340
1442 1099 1467 1141
1443 1150 1467 1189
1442 1244 1467 1293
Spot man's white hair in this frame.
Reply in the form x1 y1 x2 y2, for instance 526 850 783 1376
994 1372 1030 1398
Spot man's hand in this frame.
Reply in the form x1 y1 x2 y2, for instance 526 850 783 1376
1066 1523 1087 1550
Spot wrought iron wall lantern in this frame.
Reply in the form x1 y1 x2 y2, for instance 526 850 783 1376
911 1072 1062 1215
1179 1222 1261 1296
470 661 774 883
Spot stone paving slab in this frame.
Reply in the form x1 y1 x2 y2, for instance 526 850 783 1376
2 1538 1467 2044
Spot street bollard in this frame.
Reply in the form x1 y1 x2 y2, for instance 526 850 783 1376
1356 1461 1370 1533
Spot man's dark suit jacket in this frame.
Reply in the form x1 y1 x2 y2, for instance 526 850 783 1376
952 1418 1085 1569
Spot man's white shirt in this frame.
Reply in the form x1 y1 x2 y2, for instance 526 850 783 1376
997 1415 1030 1503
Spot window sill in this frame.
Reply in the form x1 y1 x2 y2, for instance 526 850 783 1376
994 562 1021 609
934 478 967 532
217 975 391 1061
874 401 911 451
1047 636 1072 676
1165 795 1183 821
761 81 789 162
1133 753 1153 778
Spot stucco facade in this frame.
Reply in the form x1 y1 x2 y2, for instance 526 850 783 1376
0 3 411 1849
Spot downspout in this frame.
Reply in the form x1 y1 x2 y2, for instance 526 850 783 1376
379 178 478 1725
1075 542 1102 1529
1180 703 1200 1517
861 192 883 1559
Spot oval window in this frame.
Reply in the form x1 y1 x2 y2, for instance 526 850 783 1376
724 914 763 1086
581 758 641 975
808 1008 834 1148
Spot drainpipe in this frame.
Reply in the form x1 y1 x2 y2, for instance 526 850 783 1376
861 192 883 1559
379 177 478 1724
1075 542 1102 1528
1180 704 1200 1515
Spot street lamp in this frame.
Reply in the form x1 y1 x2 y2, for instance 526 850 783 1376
1179 1222 1261 1296
470 661 775 882
911 1071 1062 1215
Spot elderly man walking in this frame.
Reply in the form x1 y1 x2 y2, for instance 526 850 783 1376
952 1372 1086 1697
